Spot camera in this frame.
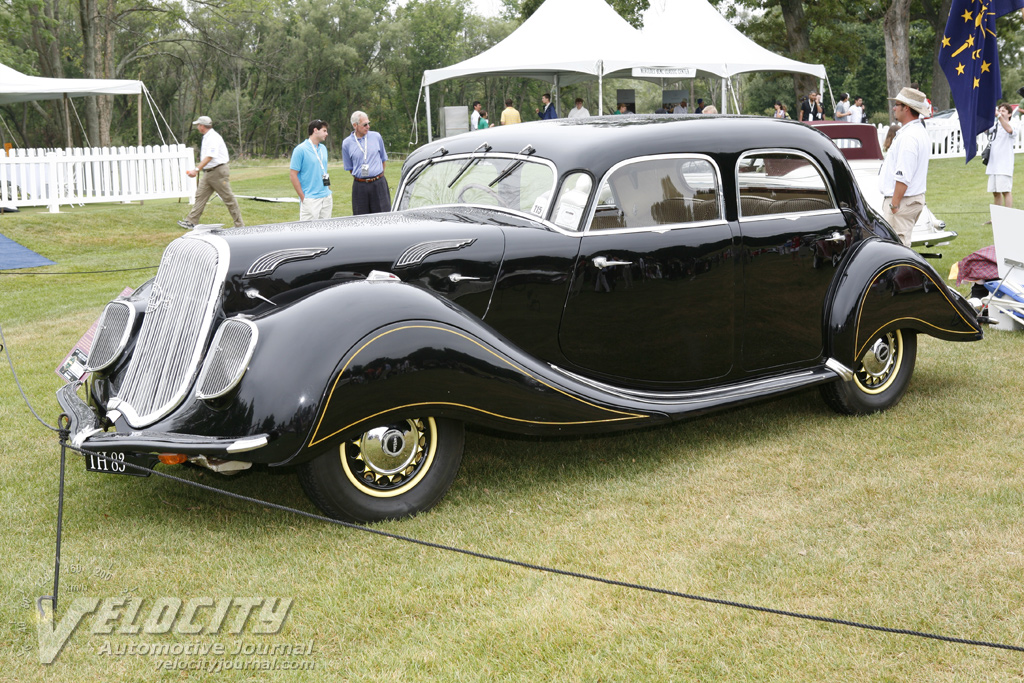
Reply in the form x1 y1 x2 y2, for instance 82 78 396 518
322 173 330 187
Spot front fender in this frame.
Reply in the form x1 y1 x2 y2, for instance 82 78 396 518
826 238 982 366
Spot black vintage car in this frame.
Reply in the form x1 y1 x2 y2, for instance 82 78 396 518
58 115 982 522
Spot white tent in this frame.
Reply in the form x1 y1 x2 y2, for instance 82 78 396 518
623 0 826 81
1 63 148 147
420 0 641 136
419 0 829 140
0 63 143 105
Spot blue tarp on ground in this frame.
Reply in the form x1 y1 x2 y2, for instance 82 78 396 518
0 232 55 270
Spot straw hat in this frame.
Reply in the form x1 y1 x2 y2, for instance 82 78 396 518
887 87 930 117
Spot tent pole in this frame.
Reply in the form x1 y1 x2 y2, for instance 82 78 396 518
138 93 143 147
721 78 727 114
554 74 560 116
598 60 603 116
426 85 433 143
63 94 72 148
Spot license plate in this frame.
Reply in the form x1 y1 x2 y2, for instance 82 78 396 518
84 450 155 477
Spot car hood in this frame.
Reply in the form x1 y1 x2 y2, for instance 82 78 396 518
194 207 534 318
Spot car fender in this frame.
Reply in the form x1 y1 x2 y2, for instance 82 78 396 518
222 280 659 467
825 238 982 367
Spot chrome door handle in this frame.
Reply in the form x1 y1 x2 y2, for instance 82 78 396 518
592 256 632 269
825 231 845 244
448 273 481 283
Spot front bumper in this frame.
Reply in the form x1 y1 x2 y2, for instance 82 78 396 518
56 382 269 457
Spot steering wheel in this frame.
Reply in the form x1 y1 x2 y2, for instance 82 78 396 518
456 183 509 207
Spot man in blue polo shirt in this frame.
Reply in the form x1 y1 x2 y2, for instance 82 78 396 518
289 119 332 221
341 110 390 215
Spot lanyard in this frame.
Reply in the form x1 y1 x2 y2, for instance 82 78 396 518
307 139 326 173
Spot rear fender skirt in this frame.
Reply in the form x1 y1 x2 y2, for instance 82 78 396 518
825 239 982 366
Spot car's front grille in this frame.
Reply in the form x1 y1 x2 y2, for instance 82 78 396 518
113 237 225 426
86 301 134 372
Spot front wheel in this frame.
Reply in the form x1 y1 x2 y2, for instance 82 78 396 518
821 329 917 415
299 417 465 522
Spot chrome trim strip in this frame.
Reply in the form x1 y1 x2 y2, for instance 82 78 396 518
825 357 855 381
394 238 476 268
551 365 819 404
226 436 269 453
245 246 332 277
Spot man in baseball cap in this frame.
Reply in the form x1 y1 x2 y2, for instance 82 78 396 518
178 115 244 229
879 87 931 245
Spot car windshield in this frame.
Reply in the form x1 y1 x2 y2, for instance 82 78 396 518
397 155 556 216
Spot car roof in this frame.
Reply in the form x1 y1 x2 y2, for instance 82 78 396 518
405 115 848 182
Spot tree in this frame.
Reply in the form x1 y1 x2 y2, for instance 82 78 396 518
518 0 650 27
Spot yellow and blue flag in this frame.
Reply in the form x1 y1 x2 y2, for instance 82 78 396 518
938 0 1024 162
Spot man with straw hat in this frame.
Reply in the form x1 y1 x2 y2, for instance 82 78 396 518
880 87 932 245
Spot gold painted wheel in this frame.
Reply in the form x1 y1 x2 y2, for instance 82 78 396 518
341 418 436 498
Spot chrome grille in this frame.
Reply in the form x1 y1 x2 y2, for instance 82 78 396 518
196 318 258 399
113 237 226 426
87 301 134 372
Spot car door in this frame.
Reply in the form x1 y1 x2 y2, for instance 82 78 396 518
734 149 854 371
558 155 738 384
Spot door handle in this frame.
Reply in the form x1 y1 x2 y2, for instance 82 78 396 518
448 273 481 283
592 256 632 269
825 231 845 244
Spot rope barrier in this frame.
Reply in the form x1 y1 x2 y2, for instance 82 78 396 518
0 265 158 275
51 442 1024 655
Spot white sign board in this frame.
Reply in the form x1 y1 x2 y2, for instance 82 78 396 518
632 67 696 79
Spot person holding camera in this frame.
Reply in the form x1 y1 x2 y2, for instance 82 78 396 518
290 119 333 221
342 110 391 215
986 103 1018 216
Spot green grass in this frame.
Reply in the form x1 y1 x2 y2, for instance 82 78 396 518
2 156 1024 681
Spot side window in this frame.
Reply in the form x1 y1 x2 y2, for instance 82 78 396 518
737 151 835 218
589 157 721 231
549 172 593 231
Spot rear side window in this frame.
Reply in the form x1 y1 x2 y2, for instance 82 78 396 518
737 151 835 218
589 157 721 231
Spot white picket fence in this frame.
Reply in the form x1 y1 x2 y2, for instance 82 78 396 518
0 144 196 213
877 119 1024 160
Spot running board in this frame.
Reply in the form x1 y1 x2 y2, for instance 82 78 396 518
551 360 849 419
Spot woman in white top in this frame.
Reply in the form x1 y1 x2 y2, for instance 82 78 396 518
987 103 1018 212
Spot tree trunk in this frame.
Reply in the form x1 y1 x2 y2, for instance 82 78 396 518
79 0 101 147
96 0 118 147
922 0 954 111
883 0 914 123
27 0 64 146
778 0 816 106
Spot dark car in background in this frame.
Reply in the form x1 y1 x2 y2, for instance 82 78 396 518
59 115 982 522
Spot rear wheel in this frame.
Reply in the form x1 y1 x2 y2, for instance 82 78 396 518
821 329 917 415
299 417 464 522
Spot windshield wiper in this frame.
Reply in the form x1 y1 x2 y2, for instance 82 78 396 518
405 145 449 187
447 142 492 188
488 145 534 188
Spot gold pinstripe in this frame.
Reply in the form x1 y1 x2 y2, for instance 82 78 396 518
309 325 649 447
854 265 976 361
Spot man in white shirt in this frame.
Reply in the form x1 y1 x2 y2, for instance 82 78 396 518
849 96 865 124
986 102 1018 212
178 116 243 229
470 101 481 131
880 87 931 246
567 98 590 119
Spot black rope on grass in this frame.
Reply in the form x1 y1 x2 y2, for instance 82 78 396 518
60 443 1024 655
0 265 158 275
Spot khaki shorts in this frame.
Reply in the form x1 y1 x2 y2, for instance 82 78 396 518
300 195 333 221
881 194 925 246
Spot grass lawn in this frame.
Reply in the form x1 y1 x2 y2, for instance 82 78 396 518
2 153 1024 681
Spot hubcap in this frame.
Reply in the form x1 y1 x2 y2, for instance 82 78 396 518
855 331 902 393
341 418 435 495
